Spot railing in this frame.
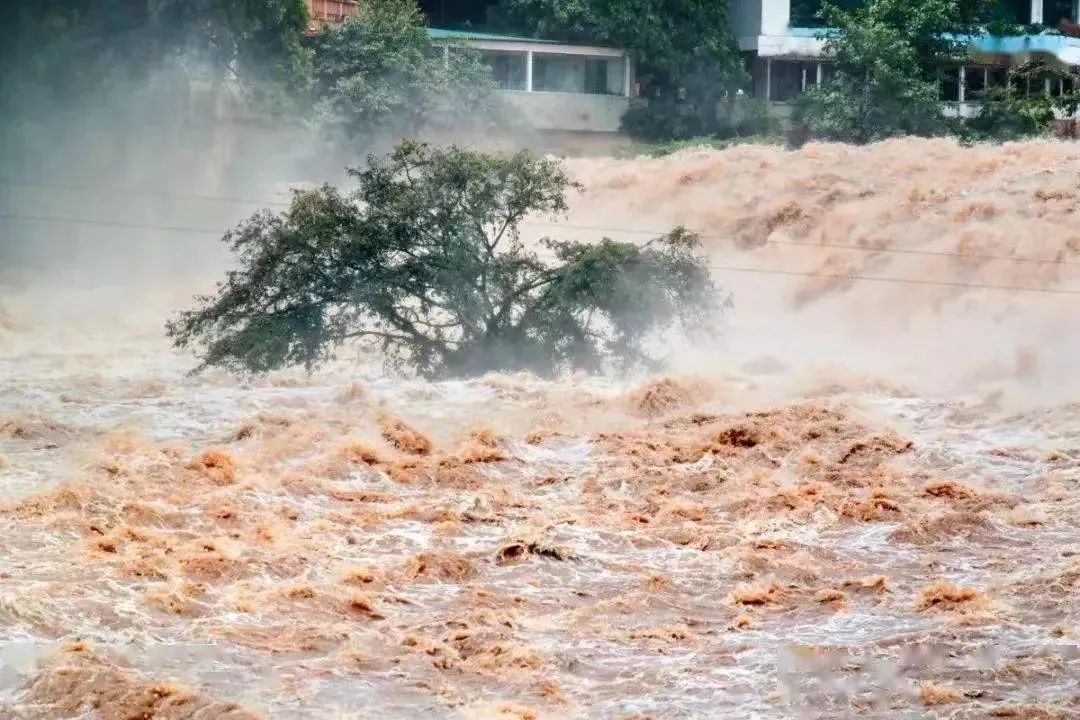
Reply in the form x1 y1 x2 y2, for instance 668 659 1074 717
306 0 360 26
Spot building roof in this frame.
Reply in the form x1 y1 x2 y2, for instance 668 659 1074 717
426 28 559 44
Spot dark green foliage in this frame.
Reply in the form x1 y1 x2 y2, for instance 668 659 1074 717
965 62 1080 140
796 0 984 143
0 0 315 186
168 142 720 378
791 0 866 27
795 69 945 144
0 0 313 116
490 0 745 140
310 0 504 146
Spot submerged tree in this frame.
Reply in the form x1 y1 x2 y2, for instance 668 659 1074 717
168 141 720 378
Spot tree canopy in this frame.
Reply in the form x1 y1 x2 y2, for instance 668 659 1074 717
0 0 313 114
796 0 985 143
310 0 503 147
0 0 317 189
168 141 720 378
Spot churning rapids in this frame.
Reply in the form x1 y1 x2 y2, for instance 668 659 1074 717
1 138 1078 719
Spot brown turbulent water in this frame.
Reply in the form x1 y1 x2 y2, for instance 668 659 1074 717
1 138 1079 719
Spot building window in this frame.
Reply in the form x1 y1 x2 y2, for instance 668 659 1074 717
940 66 961 102
980 0 1032 24
987 66 1010 90
585 58 609 94
1048 73 1075 97
534 54 623 94
1009 70 1029 96
484 52 527 91
1046 0 1077 25
966 66 987 99
799 61 821 90
770 60 803 102
761 60 830 102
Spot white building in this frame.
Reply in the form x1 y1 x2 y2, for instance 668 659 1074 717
730 0 1080 118
427 29 634 134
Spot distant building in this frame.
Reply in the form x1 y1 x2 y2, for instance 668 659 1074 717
301 0 636 137
427 29 634 134
306 0 360 29
732 0 1080 119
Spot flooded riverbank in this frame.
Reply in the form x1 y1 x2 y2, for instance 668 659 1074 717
2 138 1078 718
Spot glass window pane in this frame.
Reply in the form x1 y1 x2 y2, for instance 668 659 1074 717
770 60 802 102
484 52 526 91
940 66 960 102
1046 0 1076 26
966 66 986 97
534 55 586 93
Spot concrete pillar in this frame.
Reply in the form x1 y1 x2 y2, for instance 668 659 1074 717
1032 0 1044 24
623 54 632 97
816 63 824 85
526 50 533 92
765 58 773 101
959 65 966 103
761 0 790 35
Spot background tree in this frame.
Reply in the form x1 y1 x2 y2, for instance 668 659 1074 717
168 141 720 378
0 0 313 115
795 0 986 143
489 0 746 140
967 61 1080 140
0 0 314 184
311 0 504 147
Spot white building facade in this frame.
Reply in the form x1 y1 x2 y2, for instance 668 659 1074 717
428 29 634 134
731 0 1080 118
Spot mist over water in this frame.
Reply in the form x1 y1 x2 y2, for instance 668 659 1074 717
560 138 1080 399
3 109 1080 719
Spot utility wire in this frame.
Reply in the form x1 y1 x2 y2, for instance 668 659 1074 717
6 205 1080 295
2 210 1078 296
5 179 1079 268
0 212 225 235
524 219 1080 268
705 264 1080 296
0 180 292 208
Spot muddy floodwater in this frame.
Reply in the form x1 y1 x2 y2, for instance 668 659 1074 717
1 138 1079 719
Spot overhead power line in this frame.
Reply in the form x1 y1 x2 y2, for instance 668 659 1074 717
0 211 225 235
5 178 1080 268
0 180 292 208
705 264 1080 296
524 219 1080 268
2 210 1078 297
